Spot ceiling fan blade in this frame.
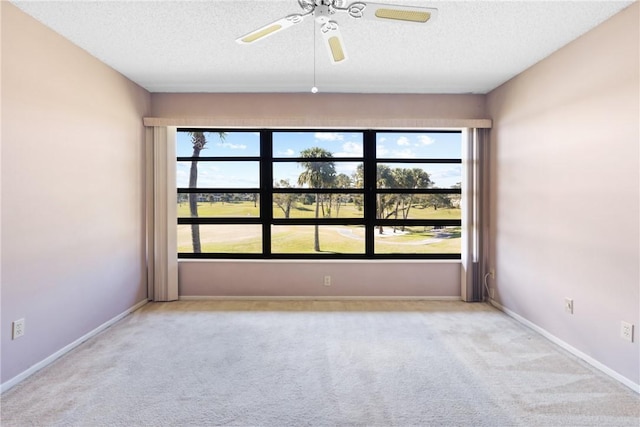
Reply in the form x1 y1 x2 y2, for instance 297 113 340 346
320 21 348 64
236 13 307 44
346 2 437 24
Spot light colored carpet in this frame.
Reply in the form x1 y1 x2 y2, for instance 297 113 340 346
1 300 639 426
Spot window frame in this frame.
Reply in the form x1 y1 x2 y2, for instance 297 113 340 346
177 128 462 260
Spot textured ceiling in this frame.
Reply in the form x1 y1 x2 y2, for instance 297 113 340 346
10 0 634 94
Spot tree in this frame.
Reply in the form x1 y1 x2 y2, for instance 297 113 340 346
297 147 336 251
402 168 431 223
333 173 352 217
188 131 226 253
353 165 365 212
367 166 432 233
449 182 462 208
391 168 411 228
376 164 396 234
427 193 453 210
273 179 297 218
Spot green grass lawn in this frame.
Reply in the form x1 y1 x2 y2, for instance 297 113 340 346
271 226 365 253
179 201 460 220
178 201 259 217
177 201 461 254
178 223 461 254
274 203 364 219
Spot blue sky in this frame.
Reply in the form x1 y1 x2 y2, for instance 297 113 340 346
176 131 461 189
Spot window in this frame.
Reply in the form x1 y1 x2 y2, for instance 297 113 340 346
177 129 462 259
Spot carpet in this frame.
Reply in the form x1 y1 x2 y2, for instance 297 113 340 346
2 300 638 426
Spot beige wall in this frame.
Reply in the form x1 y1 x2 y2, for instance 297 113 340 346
180 261 461 298
487 3 639 386
1 3 150 384
150 92 488 128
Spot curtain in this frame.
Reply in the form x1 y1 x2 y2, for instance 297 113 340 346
461 128 489 302
146 126 178 301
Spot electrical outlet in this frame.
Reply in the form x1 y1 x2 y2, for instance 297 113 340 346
12 318 25 340
489 269 495 279
323 275 331 287
621 321 634 342
564 298 573 314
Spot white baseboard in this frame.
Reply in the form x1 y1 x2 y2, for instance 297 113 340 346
179 295 462 301
1 299 149 394
489 299 640 394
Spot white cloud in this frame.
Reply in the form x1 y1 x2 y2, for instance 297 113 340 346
391 149 415 158
335 162 358 176
435 166 462 179
218 142 247 150
379 137 387 143
178 162 261 188
377 145 389 157
277 148 296 156
397 136 410 146
334 141 363 157
176 168 188 186
315 132 344 141
428 166 462 187
343 141 361 154
417 135 436 146
218 175 260 187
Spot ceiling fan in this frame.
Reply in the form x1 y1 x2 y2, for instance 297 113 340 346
236 0 437 65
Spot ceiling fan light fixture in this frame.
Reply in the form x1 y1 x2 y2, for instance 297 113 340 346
374 8 431 23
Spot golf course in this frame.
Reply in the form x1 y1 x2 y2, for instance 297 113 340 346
177 200 461 254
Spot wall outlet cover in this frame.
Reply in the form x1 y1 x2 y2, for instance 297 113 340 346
621 321 634 342
564 298 574 314
12 318 25 340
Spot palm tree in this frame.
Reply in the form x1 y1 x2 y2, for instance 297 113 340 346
188 131 225 253
297 147 336 251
